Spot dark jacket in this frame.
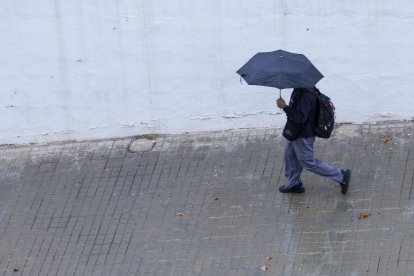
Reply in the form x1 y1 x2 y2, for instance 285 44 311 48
282 87 317 140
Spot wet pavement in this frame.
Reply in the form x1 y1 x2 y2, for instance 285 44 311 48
1 121 414 275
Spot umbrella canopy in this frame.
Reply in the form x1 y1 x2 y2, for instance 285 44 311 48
236 49 323 90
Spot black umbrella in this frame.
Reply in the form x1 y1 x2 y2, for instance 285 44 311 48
237 49 323 96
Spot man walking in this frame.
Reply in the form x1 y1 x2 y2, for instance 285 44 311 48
276 87 351 194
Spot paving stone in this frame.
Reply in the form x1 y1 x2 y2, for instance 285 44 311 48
1 122 414 275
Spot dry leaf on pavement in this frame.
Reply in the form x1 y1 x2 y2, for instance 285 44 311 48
358 212 370 219
175 211 184 216
265 256 273 261
13 267 20 272
382 135 392 143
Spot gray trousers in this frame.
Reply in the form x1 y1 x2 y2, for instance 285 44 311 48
284 137 343 188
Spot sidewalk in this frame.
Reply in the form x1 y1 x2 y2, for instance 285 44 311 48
1 121 414 276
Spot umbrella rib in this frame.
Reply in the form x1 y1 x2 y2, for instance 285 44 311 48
279 55 283 90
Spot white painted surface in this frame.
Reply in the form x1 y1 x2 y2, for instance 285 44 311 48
1 1 414 144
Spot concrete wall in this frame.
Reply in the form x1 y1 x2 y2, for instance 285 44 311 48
1 1 413 144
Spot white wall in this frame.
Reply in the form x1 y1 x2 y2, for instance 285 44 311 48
1 1 414 144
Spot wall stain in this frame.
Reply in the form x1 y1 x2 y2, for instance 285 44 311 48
191 110 282 120
54 0 72 132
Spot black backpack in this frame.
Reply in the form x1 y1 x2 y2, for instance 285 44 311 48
313 88 335 139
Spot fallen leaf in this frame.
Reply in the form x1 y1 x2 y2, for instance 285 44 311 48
265 256 273 261
382 135 392 143
176 211 184 216
214 198 219 201
13 267 20 272
260 265 269 272
358 212 371 219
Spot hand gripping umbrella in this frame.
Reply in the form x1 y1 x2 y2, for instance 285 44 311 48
236 49 323 97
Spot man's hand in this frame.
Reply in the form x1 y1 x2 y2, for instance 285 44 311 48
277 97 287 109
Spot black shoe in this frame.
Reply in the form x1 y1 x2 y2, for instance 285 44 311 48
340 169 351 194
279 183 305 193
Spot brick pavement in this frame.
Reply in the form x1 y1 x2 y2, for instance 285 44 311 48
1 121 414 275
